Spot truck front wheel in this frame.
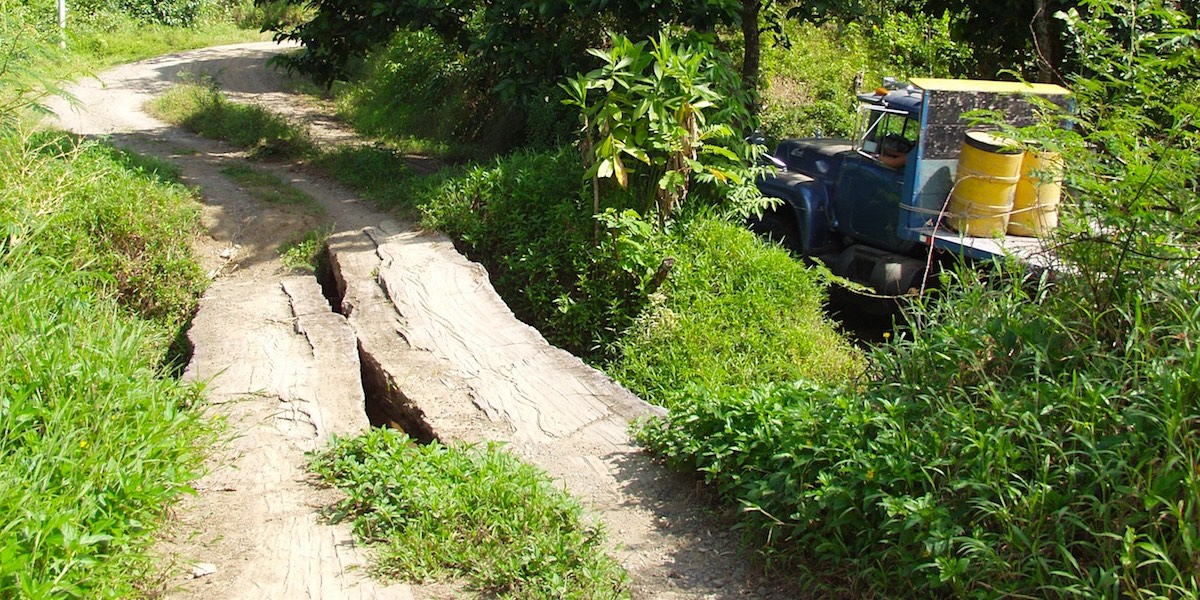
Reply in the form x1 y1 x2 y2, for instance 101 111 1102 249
747 207 803 254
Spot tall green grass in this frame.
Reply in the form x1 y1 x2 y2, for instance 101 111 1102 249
0 130 212 597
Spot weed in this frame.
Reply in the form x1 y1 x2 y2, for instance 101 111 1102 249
278 227 330 271
221 163 322 211
311 429 629 599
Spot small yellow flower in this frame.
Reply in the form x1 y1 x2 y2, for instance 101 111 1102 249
883 332 892 340
79 440 88 449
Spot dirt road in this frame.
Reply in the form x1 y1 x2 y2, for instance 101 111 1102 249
52 42 794 599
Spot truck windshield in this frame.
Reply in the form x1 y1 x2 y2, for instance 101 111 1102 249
856 105 919 162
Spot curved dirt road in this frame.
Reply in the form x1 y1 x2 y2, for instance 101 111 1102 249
51 42 796 599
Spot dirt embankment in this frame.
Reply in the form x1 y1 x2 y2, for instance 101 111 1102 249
53 42 799 600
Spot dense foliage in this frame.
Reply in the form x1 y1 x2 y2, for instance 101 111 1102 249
332 29 533 157
266 0 759 150
0 131 212 597
637 0 1200 595
311 429 629 598
563 33 769 226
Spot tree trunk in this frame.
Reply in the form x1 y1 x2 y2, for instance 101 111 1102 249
740 0 762 111
1034 0 1054 83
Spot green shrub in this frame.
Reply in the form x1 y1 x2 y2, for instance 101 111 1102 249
562 33 770 226
70 0 218 27
868 10 974 78
0 130 211 596
230 0 312 31
333 29 512 160
610 218 862 404
311 429 629 598
414 148 647 356
639 266 1200 597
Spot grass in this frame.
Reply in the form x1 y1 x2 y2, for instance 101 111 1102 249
309 145 414 211
68 20 266 74
147 77 315 159
278 227 330 271
0 129 212 597
311 429 629 599
610 219 864 405
221 164 322 211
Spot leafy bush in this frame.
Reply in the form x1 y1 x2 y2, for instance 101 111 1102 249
332 29 496 159
70 0 220 27
868 10 974 78
230 0 311 31
311 429 629 598
0 130 211 596
562 33 770 226
639 265 1200 597
412 148 650 357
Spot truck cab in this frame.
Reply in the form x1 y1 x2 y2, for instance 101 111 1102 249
752 78 1071 294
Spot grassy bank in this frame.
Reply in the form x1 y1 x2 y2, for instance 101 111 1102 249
0 131 212 597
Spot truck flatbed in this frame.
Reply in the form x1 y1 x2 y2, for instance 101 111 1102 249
914 226 1057 269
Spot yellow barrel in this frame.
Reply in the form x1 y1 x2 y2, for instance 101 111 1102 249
949 132 1024 237
1008 150 1063 237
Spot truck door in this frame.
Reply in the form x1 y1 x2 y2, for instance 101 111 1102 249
831 106 919 255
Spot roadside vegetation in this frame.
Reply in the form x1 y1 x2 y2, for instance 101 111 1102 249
311 429 629 598
0 130 213 596
259 0 1199 596
11 0 1193 595
0 1 287 595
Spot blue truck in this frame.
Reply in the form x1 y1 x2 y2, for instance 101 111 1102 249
752 78 1071 294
